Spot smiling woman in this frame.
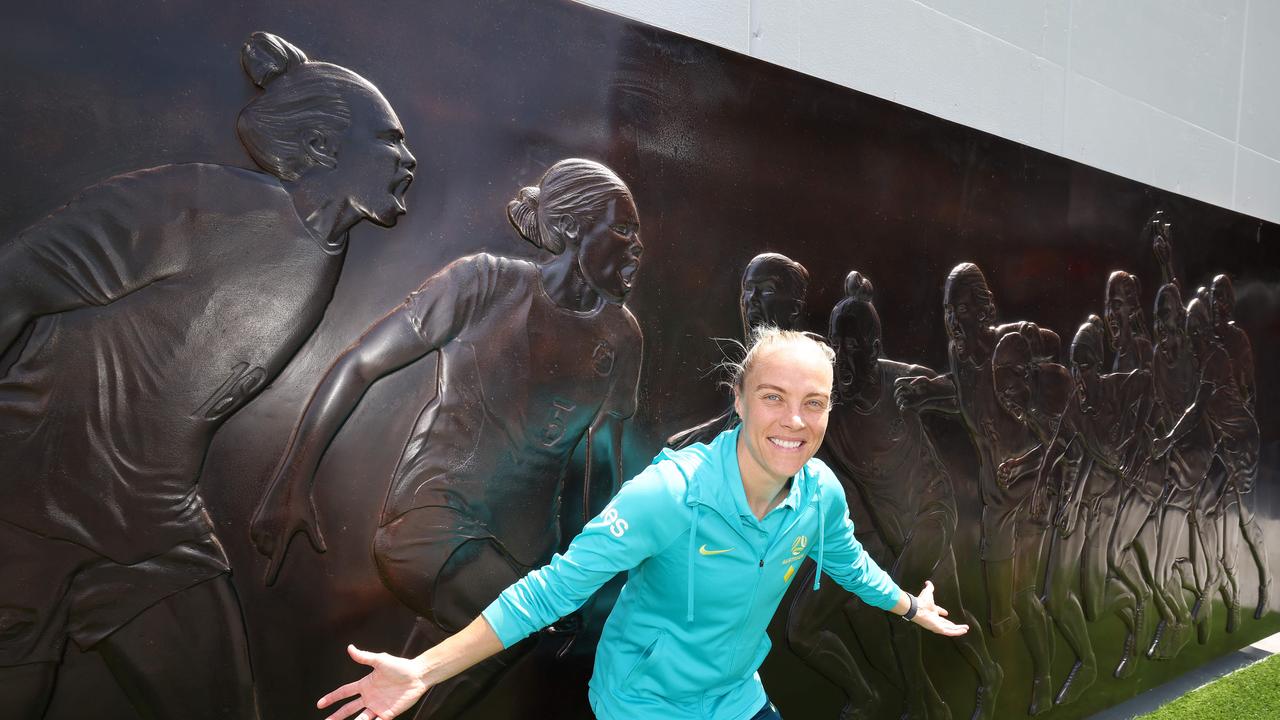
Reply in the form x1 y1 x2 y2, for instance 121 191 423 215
308 326 969 720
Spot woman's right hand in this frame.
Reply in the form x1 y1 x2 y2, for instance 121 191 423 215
318 645 432 720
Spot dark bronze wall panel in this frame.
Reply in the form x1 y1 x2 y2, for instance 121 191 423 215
2 1 1277 719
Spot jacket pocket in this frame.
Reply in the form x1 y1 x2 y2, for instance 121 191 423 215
622 630 667 689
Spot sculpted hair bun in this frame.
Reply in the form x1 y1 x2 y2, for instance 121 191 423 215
844 271 874 303
507 186 549 250
241 31 310 88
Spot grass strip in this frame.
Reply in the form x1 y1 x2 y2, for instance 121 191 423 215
1138 653 1280 719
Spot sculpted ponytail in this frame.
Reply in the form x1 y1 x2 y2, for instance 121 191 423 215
507 186 558 253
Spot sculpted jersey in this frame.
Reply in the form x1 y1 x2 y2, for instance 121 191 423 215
386 254 641 566
0 164 343 563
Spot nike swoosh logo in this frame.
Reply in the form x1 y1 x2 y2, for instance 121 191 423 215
699 544 734 556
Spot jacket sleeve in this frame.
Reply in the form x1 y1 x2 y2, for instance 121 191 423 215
482 462 686 648
816 472 903 611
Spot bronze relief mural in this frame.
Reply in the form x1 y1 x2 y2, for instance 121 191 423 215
1 1 1277 719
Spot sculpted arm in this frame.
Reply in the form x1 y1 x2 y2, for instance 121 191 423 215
894 372 959 414
251 256 491 582
251 307 434 582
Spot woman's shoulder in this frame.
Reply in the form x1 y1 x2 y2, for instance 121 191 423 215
614 456 693 515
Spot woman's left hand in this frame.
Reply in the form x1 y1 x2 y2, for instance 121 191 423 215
911 580 969 637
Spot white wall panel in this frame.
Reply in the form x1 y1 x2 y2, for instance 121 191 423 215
917 0 1071 65
1069 0 1246 140
1066 74 1236 208
1239 0 1280 161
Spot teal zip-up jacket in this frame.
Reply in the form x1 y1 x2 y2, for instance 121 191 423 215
482 426 902 720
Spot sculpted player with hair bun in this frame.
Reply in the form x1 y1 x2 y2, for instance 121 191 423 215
0 31 415 718
253 158 644 718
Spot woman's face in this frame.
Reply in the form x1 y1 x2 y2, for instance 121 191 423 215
740 262 803 333
576 193 642 304
331 88 417 228
943 282 986 357
734 341 832 485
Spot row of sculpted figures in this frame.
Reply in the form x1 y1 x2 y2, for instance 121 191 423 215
0 30 1268 720
674 215 1266 720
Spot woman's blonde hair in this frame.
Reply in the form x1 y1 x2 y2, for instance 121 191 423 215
722 325 835 392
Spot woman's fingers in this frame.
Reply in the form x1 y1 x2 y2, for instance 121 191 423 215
324 696 368 720
348 644 382 666
317 680 361 709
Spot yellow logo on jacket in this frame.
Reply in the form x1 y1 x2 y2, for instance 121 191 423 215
791 536 808 556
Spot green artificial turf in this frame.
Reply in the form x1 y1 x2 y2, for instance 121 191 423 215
1138 653 1280 719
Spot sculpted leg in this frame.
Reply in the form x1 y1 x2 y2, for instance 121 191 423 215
1042 528 1095 706
933 549 1002 720
785 561 882 718
1012 528 1053 716
409 537 537 720
891 519 952 720
1233 488 1270 618
96 575 258 720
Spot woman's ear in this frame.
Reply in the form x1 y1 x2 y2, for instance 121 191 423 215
554 214 580 242
301 128 338 169
733 385 744 418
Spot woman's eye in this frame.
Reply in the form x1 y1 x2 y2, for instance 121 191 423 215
611 224 632 237
763 394 781 402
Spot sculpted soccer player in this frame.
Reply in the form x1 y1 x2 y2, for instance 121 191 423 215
252 158 644 719
309 329 968 720
894 262 1057 714
787 272 1001 720
1153 297 1268 625
1035 321 1151 678
1146 283 1213 656
990 332 1099 706
666 253 809 450
1208 274 1269 618
0 32 415 719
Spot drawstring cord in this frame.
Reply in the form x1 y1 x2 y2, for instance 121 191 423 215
687 504 700 622
813 485 825 591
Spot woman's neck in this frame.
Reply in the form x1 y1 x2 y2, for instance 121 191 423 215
539 252 601 312
290 177 363 251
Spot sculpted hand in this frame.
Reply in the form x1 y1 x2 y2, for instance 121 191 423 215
317 645 430 720
1152 234 1171 266
996 459 1017 488
894 376 928 411
249 465 327 585
911 581 969 637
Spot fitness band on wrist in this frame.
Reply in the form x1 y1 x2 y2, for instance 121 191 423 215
902 593 918 622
